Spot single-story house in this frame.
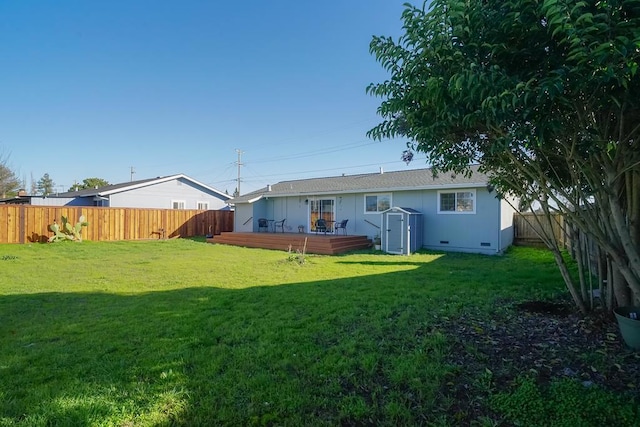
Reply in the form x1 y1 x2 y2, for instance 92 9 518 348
24 174 231 209
230 165 517 255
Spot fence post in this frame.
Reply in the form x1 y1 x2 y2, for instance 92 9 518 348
19 205 26 244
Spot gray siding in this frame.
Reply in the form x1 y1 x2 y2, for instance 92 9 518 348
499 196 517 250
256 197 306 232
29 197 79 206
420 188 499 254
236 185 514 255
108 178 228 209
234 203 256 232
29 177 230 209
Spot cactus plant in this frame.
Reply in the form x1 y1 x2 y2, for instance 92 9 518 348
48 215 89 242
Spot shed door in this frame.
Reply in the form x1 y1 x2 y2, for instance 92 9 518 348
386 213 404 254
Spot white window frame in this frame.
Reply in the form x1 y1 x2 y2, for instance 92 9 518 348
364 193 392 214
172 200 186 210
437 189 476 214
196 201 209 210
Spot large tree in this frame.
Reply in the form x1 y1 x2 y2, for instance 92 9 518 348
36 173 55 196
69 177 110 192
0 151 20 198
368 0 640 312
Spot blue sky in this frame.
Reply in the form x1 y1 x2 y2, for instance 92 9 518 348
1 0 425 195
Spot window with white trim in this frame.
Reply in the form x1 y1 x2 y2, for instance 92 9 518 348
197 201 209 210
172 200 186 210
364 193 392 213
438 190 476 214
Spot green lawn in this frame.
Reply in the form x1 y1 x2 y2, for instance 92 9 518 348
0 239 636 426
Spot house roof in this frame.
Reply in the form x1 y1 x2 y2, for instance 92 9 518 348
232 165 489 203
0 195 31 204
55 174 231 199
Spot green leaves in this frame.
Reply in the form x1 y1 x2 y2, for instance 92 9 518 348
48 215 89 242
368 0 640 170
368 0 640 305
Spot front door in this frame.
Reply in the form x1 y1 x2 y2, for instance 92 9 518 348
309 198 335 233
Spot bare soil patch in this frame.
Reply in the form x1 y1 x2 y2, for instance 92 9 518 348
433 298 640 423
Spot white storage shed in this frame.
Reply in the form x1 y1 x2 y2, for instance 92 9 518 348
381 207 423 255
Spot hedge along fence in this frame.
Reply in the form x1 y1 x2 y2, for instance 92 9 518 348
0 205 234 244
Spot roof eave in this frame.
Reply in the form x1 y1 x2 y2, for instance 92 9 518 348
97 174 231 199
245 182 489 199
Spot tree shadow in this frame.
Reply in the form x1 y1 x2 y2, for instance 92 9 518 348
0 250 567 425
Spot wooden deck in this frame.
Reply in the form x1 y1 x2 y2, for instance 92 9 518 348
207 232 373 255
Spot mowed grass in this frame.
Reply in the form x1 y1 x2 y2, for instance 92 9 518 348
0 239 576 425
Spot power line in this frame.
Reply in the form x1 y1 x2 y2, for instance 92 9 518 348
195 140 382 187
201 153 428 193
248 118 376 151
247 140 377 164
241 155 428 183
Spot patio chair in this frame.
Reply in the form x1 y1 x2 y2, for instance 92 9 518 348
334 219 348 235
314 218 328 234
273 218 286 233
258 218 269 232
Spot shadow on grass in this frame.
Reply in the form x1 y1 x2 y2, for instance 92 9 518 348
184 236 208 244
0 249 566 425
337 260 443 267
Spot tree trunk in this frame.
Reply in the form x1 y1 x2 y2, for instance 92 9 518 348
573 225 588 302
551 248 588 314
628 168 640 304
612 263 632 307
606 169 640 295
606 257 615 311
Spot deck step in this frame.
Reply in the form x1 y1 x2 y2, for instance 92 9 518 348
208 232 372 255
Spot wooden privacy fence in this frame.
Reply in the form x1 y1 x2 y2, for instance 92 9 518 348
513 212 567 247
0 205 234 244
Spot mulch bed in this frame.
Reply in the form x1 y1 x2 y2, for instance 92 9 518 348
433 298 640 422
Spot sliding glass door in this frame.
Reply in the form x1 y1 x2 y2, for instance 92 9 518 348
309 198 335 233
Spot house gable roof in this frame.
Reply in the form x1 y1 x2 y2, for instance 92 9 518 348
232 165 489 203
56 174 232 200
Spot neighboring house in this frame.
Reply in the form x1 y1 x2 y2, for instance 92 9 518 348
24 174 231 210
0 189 30 204
230 165 517 255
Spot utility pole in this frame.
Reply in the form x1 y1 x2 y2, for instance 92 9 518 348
130 166 135 182
235 149 243 196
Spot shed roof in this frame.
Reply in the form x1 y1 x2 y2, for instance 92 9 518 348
381 207 423 215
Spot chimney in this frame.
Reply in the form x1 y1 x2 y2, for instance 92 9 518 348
380 167 384 174
267 184 272 192
18 189 27 197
